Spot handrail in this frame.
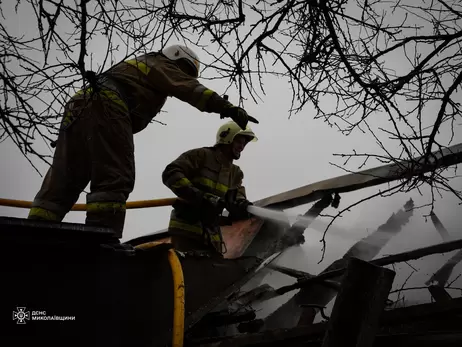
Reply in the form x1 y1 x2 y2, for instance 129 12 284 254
0 198 178 211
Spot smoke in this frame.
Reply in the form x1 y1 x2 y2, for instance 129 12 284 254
247 205 367 243
240 194 462 327
226 180 462 335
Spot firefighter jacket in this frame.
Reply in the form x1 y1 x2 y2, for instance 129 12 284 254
92 52 233 134
162 146 248 248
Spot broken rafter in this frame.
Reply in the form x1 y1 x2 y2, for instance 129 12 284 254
426 211 455 300
321 258 395 347
373 237 462 266
381 296 462 324
262 198 417 330
227 284 276 307
192 297 462 347
428 285 453 302
254 142 462 210
426 211 462 288
426 249 462 287
276 237 462 296
430 211 451 241
344 198 414 260
267 264 314 279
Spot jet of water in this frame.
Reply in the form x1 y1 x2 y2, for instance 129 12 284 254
247 205 296 224
246 205 361 242
224 204 384 245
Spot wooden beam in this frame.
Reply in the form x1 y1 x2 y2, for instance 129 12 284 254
228 284 276 307
430 211 451 241
276 237 462 296
254 142 462 210
264 198 415 330
267 264 314 279
381 297 462 324
428 285 453 302
321 257 395 347
192 298 462 347
427 211 462 287
426 249 462 286
372 238 462 267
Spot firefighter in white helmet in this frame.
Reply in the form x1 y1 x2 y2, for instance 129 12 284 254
27 44 258 239
162 121 257 255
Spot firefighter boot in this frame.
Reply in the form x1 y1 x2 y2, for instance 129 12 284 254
85 193 127 238
85 208 126 239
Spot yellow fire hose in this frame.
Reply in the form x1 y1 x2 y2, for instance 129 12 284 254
167 249 186 347
135 243 185 347
0 197 178 211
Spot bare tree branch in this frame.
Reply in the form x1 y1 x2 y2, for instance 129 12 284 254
0 0 460 203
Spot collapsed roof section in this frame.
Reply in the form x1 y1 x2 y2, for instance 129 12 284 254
253 142 462 210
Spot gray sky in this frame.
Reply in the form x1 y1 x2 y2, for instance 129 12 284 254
1 0 461 315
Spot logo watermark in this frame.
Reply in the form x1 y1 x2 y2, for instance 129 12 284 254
12 307 75 324
12 307 30 324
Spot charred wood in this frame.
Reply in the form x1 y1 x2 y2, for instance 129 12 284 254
191 297 462 347
430 211 451 241
321 258 395 347
278 237 462 297
263 198 414 330
428 285 453 302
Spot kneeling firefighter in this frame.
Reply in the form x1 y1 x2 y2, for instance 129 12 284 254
162 121 258 256
27 44 258 238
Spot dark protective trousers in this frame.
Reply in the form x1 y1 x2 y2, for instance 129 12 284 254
28 90 135 238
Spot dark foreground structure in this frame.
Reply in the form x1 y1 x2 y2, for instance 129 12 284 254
1 142 461 347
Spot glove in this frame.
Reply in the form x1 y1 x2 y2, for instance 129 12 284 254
228 199 253 221
202 193 225 210
220 105 259 130
200 193 226 224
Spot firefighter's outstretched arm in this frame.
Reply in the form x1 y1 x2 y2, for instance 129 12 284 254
149 60 258 130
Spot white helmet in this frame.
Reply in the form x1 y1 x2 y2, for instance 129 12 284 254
215 121 258 146
162 44 200 77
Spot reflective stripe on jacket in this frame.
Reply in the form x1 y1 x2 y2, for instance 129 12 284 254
101 53 232 133
62 87 129 131
162 146 247 240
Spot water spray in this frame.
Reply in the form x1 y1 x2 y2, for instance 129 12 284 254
224 204 359 242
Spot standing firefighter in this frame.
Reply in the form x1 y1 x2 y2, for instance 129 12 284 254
162 121 257 256
27 45 258 238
